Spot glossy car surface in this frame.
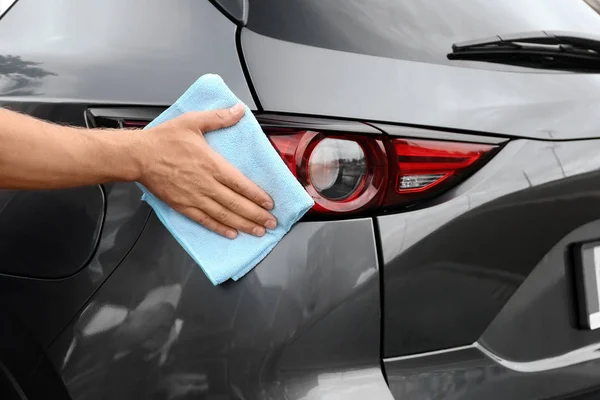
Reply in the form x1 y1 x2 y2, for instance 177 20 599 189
2 1 600 399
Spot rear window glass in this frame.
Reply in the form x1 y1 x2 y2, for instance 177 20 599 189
247 0 600 65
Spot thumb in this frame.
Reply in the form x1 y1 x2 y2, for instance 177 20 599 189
189 103 246 133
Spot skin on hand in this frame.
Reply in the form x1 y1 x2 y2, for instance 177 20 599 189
133 104 277 239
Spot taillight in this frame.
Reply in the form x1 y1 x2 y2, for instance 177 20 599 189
267 129 496 216
104 115 497 216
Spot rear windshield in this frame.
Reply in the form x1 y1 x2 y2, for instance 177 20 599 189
247 0 600 66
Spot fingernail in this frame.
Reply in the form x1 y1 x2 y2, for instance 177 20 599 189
262 201 274 210
253 226 265 236
226 230 237 239
230 103 245 116
265 219 277 230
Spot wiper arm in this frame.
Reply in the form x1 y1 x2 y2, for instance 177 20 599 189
447 30 600 71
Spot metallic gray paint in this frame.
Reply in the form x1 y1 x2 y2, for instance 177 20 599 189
48 216 386 399
384 345 600 400
380 138 600 356
0 182 150 349
241 28 600 140
0 0 256 108
480 218 600 362
380 138 600 396
0 185 105 278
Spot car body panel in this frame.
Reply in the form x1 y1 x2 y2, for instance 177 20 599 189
479 217 600 362
0 182 149 348
0 0 255 108
380 138 600 357
0 185 105 279
46 216 386 400
380 138 600 397
241 28 600 140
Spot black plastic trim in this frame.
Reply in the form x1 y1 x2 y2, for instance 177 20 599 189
256 113 381 134
372 217 388 385
86 107 165 127
371 123 508 145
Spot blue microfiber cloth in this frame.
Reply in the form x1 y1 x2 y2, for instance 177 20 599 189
137 74 314 285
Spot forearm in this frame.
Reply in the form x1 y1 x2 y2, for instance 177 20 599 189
0 108 142 189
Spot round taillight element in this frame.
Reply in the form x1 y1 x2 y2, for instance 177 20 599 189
308 138 366 200
294 133 388 214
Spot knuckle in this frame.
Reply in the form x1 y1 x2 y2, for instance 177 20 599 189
215 109 228 122
250 192 263 203
179 113 197 128
231 179 243 192
203 188 217 199
211 170 223 182
196 213 210 226
226 198 239 211
216 208 229 222
256 210 269 223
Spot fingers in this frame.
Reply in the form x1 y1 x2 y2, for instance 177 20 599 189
212 152 274 210
201 196 269 237
189 103 246 133
178 206 238 239
211 184 277 230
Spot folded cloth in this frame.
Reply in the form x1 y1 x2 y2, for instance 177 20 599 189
137 74 314 285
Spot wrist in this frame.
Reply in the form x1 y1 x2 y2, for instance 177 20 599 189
89 128 147 183
120 130 148 183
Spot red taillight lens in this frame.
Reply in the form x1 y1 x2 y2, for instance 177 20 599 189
267 130 496 215
390 138 494 192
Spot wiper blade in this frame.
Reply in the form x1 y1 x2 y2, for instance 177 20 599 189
447 30 600 71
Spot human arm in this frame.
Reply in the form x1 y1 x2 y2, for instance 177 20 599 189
0 105 276 238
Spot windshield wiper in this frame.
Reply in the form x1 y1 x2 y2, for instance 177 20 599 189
447 30 600 71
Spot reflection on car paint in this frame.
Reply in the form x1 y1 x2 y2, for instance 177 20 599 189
51 218 387 399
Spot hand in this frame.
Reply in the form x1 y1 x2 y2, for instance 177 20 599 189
134 104 276 239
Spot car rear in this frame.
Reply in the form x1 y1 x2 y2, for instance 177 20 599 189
1 1 600 400
220 0 600 398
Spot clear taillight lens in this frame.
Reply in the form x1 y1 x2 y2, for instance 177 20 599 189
268 129 496 215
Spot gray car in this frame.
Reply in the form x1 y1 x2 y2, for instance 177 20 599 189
4 0 600 399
